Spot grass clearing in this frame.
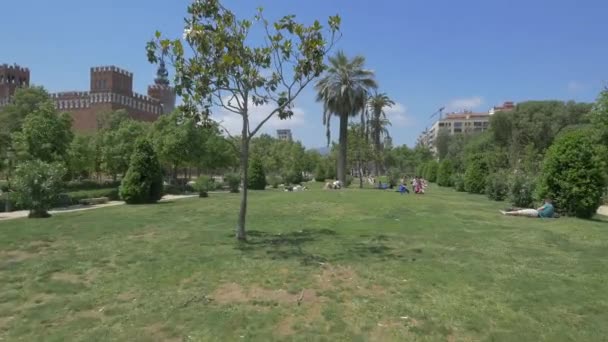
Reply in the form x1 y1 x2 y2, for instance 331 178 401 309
1 185 607 341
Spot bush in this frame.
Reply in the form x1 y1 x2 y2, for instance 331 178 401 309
508 172 536 208
119 139 163 204
537 130 607 218
453 173 466 192
225 173 240 193
64 180 121 192
485 171 509 201
464 155 488 194
283 169 303 185
267 175 282 189
163 183 183 195
425 161 439 182
194 175 214 197
314 164 326 182
437 160 453 187
247 158 267 190
13 160 66 218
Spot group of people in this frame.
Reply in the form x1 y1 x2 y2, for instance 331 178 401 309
379 176 427 195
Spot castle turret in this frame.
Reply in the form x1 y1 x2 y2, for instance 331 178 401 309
147 59 176 115
0 63 30 108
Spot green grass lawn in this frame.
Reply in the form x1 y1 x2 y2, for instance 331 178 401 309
1 185 607 341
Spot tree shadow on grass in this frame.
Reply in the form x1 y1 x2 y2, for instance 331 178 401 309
236 229 336 266
236 230 419 265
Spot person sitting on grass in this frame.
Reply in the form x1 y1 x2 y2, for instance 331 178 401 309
500 198 555 218
396 183 409 194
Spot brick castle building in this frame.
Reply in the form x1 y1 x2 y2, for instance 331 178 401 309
0 63 30 108
50 61 176 131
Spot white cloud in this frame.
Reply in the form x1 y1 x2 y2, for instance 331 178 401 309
567 81 585 93
212 97 307 137
446 96 484 112
385 102 413 127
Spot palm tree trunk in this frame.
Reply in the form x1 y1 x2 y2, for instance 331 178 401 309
338 114 348 184
236 116 249 241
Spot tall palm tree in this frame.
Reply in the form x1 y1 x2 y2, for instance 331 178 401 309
367 92 394 174
315 51 377 184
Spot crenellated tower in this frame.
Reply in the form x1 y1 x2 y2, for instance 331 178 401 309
147 59 176 115
0 63 30 108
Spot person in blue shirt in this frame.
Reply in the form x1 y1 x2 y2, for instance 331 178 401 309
500 198 555 218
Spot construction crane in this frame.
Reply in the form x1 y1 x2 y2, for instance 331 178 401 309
429 107 445 121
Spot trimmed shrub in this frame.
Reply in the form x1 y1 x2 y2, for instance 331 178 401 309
485 171 509 201
508 172 536 208
314 164 326 182
464 155 488 194
267 175 282 189
225 173 240 193
453 173 466 192
247 158 267 190
119 139 163 204
437 160 453 187
194 176 214 197
537 130 607 218
13 160 66 218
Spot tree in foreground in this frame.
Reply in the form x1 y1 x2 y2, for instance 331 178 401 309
247 157 267 190
537 130 607 218
316 52 376 185
13 160 66 218
147 0 340 240
119 139 163 204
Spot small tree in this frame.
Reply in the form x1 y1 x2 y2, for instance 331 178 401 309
436 160 453 187
194 175 214 197
148 0 340 240
119 139 163 204
247 158 267 190
225 173 241 193
537 130 607 218
13 160 66 218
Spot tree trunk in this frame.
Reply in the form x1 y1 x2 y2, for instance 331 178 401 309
236 117 250 241
337 114 348 184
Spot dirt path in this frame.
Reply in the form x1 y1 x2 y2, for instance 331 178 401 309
0 195 200 222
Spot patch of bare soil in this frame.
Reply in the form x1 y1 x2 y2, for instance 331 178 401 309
143 322 182 342
116 291 137 302
128 230 159 241
51 272 83 284
0 250 36 264
74 309 104 320
212 283 319 305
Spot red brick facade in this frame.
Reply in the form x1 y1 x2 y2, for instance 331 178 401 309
50 66 175 132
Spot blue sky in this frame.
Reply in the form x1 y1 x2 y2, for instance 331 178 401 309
4 0 607 147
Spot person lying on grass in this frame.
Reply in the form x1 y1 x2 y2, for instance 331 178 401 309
500 198 555 218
